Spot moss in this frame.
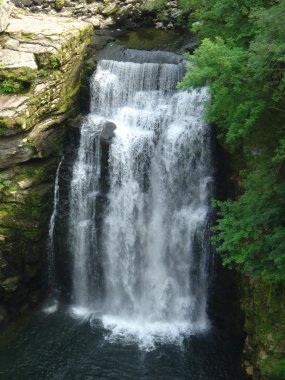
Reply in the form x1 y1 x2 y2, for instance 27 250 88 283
271 359 285 379
14 169 41 184
103 3 118 15
24 139 37 153
54 0 64 11
0 66 37 95
0 66 37 83
0 118 11 135
0 79 24 94
0 178 18 198
21 32 34 42
58 81 80 114
48 54 59 69
38 69 50 78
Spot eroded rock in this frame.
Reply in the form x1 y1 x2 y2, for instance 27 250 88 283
0 49 37 70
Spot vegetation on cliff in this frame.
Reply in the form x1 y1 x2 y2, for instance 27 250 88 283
176 0 285 377
179 0 285 283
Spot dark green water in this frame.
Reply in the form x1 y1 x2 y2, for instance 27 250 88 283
0 306 243 380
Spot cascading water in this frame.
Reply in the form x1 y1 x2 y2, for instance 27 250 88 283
69 49 212 346
43 156 64 314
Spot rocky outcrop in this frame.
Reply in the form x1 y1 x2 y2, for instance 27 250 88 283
10 0 184 31
0 0 12 33
11 0 146 30
0 10 92 328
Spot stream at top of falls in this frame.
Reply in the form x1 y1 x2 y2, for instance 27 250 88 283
0 48 243 380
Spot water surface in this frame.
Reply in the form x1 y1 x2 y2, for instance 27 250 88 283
0 307 242 380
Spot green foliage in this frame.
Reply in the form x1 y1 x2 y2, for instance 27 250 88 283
22 193 42 219
179 0 269 45
0 79 24 94
0 178 18 198
54 0 64 11
178 0 285 282
38 69 50 78
21 32 33 42
212 165 285 281
178 38 264 145
142 0 168 11
49 54 59 69
272 359 285 379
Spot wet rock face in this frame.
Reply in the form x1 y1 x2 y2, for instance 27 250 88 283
0 10 92 329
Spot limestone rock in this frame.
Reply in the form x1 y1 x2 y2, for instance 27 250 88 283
0 0 12 33
0 10 93 328
3 37 19 50
0 49 38 70
0 133 36 169
10 0 155 29
0 12 93 139
102 3 117 16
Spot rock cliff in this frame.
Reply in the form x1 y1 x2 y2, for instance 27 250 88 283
0 5 92 327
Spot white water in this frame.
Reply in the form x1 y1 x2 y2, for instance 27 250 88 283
69 50 212 347
43 156 63 314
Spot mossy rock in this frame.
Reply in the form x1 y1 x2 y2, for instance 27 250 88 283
54 0 65 11
102 3 118 16
0 66 37 83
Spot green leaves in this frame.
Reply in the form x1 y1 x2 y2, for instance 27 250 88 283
179 0 285 282
212 168 285 281
178 38 265 146
179 0 268 45
0 79 24 94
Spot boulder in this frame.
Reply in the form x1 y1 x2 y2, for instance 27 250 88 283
100 121 116 144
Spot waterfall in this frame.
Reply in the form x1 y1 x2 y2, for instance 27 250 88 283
69 49 212 345
69 118 103 311
44 156 63 313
